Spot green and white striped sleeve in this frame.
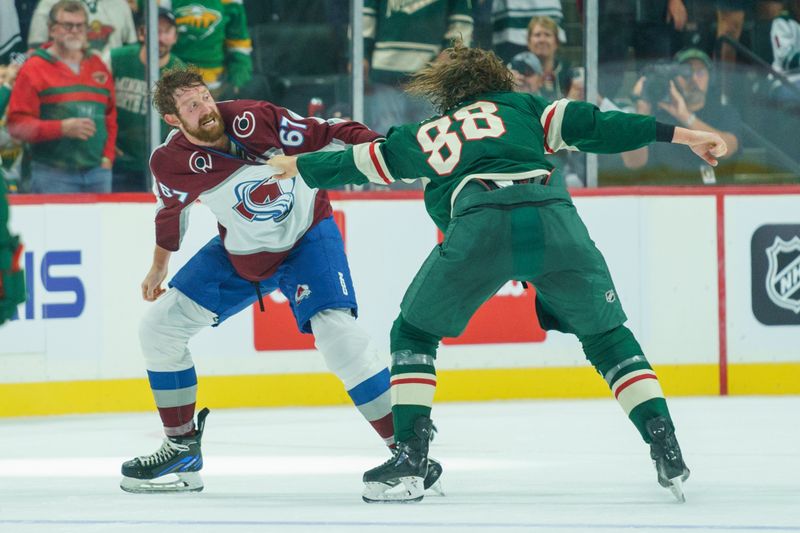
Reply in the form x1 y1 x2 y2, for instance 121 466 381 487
540 98 657 154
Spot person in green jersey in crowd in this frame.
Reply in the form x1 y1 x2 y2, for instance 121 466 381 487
0 66 25 325
268 41 726 505
109 7 184 192
169 0 252 97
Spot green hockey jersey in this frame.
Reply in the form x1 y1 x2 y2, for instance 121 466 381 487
171 0 252 88
111 44 184 172
365 0 474 85
297 92 658 231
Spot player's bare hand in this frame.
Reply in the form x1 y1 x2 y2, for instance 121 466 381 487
141 266 168 301
268 155 299 180
674 128 727 167
61 118 96 141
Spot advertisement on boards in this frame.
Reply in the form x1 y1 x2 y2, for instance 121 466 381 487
0 205 96 356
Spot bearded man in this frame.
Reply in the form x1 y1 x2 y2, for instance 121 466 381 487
7 0 117 193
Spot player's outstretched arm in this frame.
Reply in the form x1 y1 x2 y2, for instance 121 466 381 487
672 127 727 167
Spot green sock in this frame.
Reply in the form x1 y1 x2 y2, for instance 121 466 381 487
389 315 440 442
581 325 672 442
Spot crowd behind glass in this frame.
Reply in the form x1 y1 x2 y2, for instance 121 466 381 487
1 0 798 193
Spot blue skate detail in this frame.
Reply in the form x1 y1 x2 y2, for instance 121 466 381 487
155 455 200 477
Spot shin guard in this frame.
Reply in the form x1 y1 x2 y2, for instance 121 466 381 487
581 325 672 442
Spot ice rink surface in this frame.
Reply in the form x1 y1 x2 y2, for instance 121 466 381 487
1 396 798 533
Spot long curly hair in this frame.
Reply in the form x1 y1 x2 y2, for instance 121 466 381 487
405 40 515 113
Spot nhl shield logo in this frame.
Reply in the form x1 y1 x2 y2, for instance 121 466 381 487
765 236 800 314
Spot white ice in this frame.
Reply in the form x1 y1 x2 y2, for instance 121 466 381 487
1 397 798 533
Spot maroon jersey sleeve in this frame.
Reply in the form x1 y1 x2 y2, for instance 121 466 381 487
149 147 201 252
251 101 381 155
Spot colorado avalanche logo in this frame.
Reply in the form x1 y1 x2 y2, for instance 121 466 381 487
233 111 256 138
233 177 296 222
189 151 212 173
295 284 311 304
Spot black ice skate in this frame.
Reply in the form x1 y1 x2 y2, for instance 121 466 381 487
120 408 209 493
424 457 445 496
646 416 690 503
362 415 435 503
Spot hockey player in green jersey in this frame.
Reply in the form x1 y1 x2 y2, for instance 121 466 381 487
268 42 726 504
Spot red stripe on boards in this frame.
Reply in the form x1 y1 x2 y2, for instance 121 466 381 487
716 193 728 396
9 185 800 206
368 142 392 184
390 378 437 386
614 374 657 399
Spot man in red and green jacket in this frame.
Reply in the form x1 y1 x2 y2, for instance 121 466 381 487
7 0 116 193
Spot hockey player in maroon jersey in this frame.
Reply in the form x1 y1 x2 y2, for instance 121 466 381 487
119 67 443 494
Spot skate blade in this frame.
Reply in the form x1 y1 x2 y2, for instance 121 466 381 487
667 476 686 503
362 476 425 503
425 479 445 497
120 472 204 494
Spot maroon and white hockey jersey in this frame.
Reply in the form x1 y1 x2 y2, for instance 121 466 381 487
149 100 380 281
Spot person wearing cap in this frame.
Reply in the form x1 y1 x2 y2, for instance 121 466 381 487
108 7 184 192
508 51 544 94
623 48 742 183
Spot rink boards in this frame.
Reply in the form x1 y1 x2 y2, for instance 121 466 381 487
1 186 799 416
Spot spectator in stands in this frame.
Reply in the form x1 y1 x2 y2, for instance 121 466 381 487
622 48 741 182
508 50 544 94
0 62 23 192
7 0 117 193
769 5 800 103
598 0 688 99
15 0 39 46
1 2 25 191
714 0 784 65
170 0 252 98
0 58 25 325
526 16 571 101
1 0 25 63
363 0 473 135
492 0 564 63
28 0 136 56
109 7 183 192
